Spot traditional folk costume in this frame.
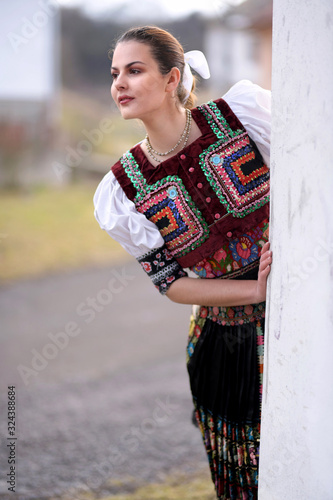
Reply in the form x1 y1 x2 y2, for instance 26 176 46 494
94 79 271 500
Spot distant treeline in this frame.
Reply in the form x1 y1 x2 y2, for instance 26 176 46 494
61 8 205 90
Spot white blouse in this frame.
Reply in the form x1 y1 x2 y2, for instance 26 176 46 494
93 80 271 259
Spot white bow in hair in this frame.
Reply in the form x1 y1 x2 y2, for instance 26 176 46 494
183 50 211 100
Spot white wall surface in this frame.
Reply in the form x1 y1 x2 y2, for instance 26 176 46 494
259 0 333 498
0 0 59 100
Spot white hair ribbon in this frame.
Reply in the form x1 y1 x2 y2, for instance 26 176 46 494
183 50 211 100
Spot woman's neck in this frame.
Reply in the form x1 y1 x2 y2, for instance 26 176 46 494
142 103 187 153
139 103 202 167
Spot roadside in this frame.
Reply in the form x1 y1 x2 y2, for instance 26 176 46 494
52 470 216 500
0 184 216 499
0 261 214 499
0 184 128 283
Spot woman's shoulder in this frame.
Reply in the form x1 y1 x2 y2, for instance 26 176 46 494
222 80 271 109
192 80 271 166
93 161 164 259
222 80 271 166
196 80 270 110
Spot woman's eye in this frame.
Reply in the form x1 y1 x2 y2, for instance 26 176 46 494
111 73 118 80
130 69 140 75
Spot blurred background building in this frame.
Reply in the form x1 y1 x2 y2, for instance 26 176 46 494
205 0 272 92
0 0 272 189
0 1 61 187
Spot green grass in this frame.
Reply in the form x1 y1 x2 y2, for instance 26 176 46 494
0 88 214 284
104 475 216 500
0 184 130 283
54 470 216 500
61 89 145 158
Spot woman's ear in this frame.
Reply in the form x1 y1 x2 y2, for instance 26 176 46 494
165 67 181 93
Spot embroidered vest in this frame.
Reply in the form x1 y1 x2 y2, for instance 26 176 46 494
112 98 270 268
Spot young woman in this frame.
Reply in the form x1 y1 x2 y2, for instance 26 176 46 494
94 25 272 500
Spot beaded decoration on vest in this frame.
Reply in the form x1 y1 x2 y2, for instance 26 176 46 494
198 101 269 218
120 152 210 258
118 100 269 260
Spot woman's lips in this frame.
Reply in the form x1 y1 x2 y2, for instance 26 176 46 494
118 96 134 105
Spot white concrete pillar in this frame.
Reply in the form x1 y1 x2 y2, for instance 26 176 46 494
258 1 333 498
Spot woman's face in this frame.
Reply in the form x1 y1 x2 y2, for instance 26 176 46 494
111 41 172 121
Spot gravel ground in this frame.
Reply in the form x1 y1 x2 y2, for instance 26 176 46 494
0 262 208 500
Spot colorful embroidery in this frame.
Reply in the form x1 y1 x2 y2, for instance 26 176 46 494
187 303 265 362
121 153 209 258
229 235 259 267
137 244 187 295
186 309 206 363
191 219 269 279
198 102 270 218
206 303 265 328
197 100 244 141
194 403 260 500
188 317 265 499
120 100 269 263
138 179 210 257
256 321 264 416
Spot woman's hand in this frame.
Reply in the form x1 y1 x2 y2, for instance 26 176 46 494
167 241 272 307
255 241 272 303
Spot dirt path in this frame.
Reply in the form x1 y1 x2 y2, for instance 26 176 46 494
0 262 208 499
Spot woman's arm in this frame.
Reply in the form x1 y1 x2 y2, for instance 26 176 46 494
166 242 272 306
94 172 272 305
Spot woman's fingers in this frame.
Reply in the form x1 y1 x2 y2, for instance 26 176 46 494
255 241 272 302
260 241 270 255
259 241 272 274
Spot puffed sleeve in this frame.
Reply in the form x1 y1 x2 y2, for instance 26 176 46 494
93 170 188 294
223 80 271 167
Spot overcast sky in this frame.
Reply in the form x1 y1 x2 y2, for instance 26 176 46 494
57 0 244 21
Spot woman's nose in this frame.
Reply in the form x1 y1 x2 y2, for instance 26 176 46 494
115 73 127 90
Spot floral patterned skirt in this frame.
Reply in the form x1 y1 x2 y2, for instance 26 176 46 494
186 266 265 500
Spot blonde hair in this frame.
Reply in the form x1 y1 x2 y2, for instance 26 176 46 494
112 26 197 109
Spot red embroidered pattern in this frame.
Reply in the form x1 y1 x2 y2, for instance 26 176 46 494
204 135 270 217
198 101 270 219
191 219 269 280
137 181 208 256
137 244 187 295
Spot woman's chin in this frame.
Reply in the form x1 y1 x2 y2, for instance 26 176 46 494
119 108 138 120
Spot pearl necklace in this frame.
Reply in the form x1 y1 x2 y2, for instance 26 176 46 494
145 109 192 164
